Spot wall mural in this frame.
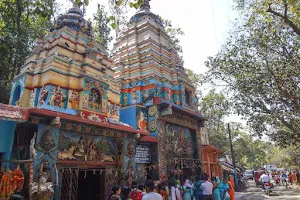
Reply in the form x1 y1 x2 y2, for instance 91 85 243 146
82 78 108 113
57 131 117 162
136 107 147 131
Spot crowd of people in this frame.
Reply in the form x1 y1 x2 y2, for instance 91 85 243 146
109 173 235 200
272 170 300 186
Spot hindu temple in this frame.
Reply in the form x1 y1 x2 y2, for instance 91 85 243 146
0 1 207 200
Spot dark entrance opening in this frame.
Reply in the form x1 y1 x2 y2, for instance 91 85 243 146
77 170 104 200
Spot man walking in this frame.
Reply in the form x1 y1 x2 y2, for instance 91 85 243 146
201 174 213 200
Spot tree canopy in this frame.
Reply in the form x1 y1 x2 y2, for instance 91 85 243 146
0 0 55 103
205 0 300 146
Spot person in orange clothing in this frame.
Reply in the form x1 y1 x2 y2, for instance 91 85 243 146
292 171 297 184
228 176 235 200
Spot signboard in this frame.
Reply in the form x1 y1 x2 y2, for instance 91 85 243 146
135 144 151 163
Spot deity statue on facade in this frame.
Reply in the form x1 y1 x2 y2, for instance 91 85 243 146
69 90 79 109
38 86 48 106
87 138 97 161
49 86 66 108
138 111 147 131
123 93 128 106
74 136 86 158
126 141 135 158
132 91 139 104
31 159 54 200
89 89 101 110
35 130 56 155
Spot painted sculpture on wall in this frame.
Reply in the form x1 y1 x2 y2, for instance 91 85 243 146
29 89 36 107
49 86 66 108
89 88 102 110
137 110 147 131
108 102 120 121
82 78 108 113
68 90 79 109
35 129 57 160
31 159 54 200
165 123 194 158
57 131 117 162
38 85 48 106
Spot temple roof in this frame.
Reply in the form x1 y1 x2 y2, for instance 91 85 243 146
129 0 163 26
54 1 92 37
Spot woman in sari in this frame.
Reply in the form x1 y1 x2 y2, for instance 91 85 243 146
219 179 229 200
213 177 221 200
228 176 235 200
183 179 193 200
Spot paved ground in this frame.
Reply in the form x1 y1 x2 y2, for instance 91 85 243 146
235 180 300 200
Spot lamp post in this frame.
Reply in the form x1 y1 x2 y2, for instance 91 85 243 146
227 123 238 188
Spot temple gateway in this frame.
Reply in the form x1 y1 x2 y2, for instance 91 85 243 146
0 1 222 200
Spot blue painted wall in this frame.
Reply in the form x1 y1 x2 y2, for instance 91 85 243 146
120 106 136 128
0 120 16 169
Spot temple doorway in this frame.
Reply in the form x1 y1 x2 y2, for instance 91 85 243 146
77 170 104 200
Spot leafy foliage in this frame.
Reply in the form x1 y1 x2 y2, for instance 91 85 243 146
93 4 113 49
0 0 55 103
205 0 300 146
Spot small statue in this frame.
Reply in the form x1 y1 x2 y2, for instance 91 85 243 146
31 159 54 200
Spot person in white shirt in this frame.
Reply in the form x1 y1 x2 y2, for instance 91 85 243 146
142 179 163 200
200 174 213 200
259 173 270 183
259 172 271 190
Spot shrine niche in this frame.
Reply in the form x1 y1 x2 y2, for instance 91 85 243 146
82 78 108 113
57 131 117 162
10 75 25 105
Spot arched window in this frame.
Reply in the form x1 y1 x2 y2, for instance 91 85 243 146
88 88 102 110
12 85 21 106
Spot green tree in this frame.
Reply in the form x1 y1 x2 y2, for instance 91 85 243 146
205 0 300 146
93 4 113 49
0 0 55 103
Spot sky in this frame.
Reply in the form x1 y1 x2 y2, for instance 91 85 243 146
61 0 243 124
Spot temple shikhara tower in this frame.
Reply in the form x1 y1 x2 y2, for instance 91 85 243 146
112 0 204 180
0 1 205 200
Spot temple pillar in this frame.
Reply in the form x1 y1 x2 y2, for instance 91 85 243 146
157 120 167 180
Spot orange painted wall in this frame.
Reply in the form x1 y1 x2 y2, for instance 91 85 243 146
202 146 222 179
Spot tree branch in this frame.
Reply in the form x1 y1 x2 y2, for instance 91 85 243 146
267 4 300 36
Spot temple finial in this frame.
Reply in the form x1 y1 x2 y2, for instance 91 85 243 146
140 0 151 11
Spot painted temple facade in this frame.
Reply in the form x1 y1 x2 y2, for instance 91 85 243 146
1 1 204 200
111 0 204 181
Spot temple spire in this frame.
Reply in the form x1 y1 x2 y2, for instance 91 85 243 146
140 0 150 11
